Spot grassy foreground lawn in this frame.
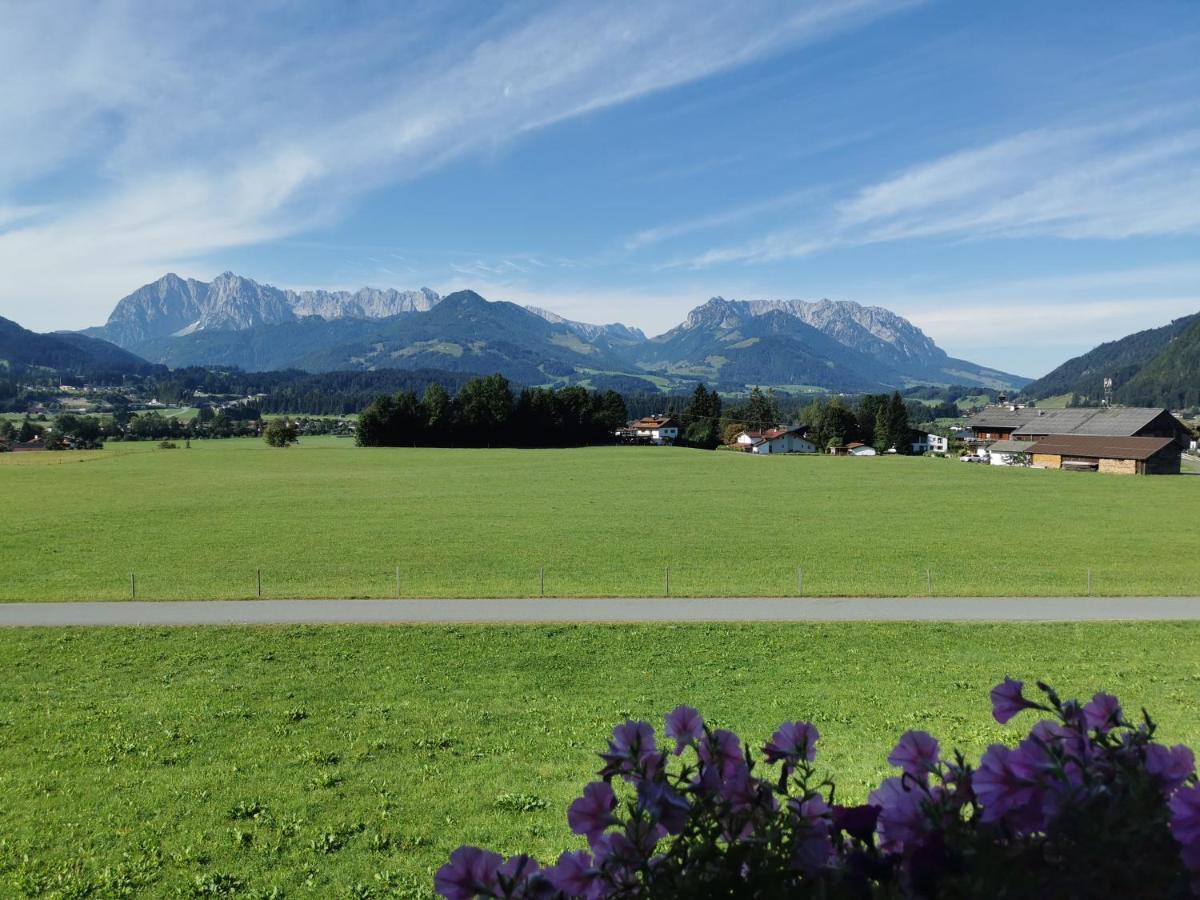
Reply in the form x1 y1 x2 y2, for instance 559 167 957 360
2 438 1198 600
1 623 1199 897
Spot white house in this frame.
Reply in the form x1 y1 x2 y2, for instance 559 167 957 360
848 442 877 456
736 427 817 455
911 432 949 454
625 416 680 445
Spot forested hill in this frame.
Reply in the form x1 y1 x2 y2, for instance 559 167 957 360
1118 316 1200 408
0 314 161 379
1022 311 1200 408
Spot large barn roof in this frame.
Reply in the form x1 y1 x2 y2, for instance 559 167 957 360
965 408 1040 429
1028 435 1175 461
1012 406 1174 438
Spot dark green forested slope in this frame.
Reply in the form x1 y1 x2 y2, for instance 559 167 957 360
1118 316 1200 408
1024 312 1200 407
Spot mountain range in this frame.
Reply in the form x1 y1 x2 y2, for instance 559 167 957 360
77 272 1027 393
1023 312 1200 409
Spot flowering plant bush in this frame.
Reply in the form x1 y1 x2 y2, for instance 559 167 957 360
436 679 1200 898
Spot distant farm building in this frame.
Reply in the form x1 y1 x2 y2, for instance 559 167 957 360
1027 436 1181 475
616 416 680 445
968 405 1189 446
967 405 1189 474
735 427 817 455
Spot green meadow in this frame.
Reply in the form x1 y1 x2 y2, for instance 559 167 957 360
2 623 1199 897
2 438 1197 600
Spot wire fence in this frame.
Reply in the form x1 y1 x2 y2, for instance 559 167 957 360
94 562 1169 602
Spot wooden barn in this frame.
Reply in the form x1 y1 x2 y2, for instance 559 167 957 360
1028 435 1181 475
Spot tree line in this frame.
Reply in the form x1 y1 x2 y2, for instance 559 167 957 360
652 384 915 452
355 374 629 448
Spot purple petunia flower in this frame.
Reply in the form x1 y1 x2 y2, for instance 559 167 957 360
664 705 704 755
699 728 744 780
793 793 832 823
599 720 657 781
498 854 540 893
833 803 881 843
888 730 941 782
972 744 1039 827
637 780 691 835
1169 785 1200 872
545 850 603 899
793 830 835 875
434 846 504 900
568 782 619 846
868 776 930 854
990 676 1036 724
1082 692 1122 733
1147 743 1196 794
762 721 819 774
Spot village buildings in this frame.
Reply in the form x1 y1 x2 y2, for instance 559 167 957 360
966 405 1189 475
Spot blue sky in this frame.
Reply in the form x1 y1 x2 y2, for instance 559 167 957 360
2 1 1199 376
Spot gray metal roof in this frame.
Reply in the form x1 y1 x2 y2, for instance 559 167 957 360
1012 406 1169 438
966 408 1040 429
1070 408 1169 435
986 440 1037 453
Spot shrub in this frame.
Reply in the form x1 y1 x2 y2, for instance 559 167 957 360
436 680 1199 898
264 418 299 448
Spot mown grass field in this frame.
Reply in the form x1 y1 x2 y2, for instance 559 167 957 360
2 438 1198 600
2 623 1199 897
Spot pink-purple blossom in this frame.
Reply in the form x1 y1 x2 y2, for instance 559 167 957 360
868 776 930 853
1083 692 1122 733
664 705 704 755
636 780 690 835
1170 785 1200 872
599 720 656 781
973 744 1039 826
1147 743 1196 794
545 850 602 899
698 728 743 780
888 730 941 782
990 676 1036 724
568 782 619 846
434 846 503 900
762 721 819 774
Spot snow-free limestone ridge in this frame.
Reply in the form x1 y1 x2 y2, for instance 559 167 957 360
79 273 1028 392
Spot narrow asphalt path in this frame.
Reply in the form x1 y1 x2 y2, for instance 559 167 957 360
0 597 1197 626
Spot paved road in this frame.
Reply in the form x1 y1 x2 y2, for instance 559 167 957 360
0 597 1197 626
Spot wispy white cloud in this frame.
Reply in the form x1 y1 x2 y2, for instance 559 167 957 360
624 188 822 251
0 0 915 330
683 105 1200 267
